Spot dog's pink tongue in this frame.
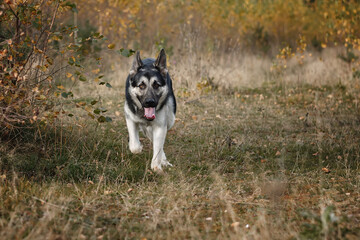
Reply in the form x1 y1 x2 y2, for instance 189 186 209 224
144 107 156 120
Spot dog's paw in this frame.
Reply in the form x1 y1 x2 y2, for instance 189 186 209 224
129 143 143 154
160 159 173 168
151 165 164 175
151 159 172 174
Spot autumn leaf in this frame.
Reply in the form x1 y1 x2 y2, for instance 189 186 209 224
117 48 136 57
79 75 87 82
231 222 240 228
46 57 53 65
76 102 86 106
92 68 100 74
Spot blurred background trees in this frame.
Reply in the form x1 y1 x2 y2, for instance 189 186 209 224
71 0 360 54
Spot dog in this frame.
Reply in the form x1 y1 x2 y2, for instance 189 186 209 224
124 49 176 172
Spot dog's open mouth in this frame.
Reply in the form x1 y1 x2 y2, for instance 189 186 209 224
144 107 156 120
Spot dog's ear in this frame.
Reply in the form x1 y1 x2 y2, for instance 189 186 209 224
154 49 168 78
129 51 143 77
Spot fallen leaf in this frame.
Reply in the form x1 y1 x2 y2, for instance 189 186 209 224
231 222 240 228
92 68 100 74
275 151 281 156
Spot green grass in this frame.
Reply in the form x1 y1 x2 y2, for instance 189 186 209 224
0 81 359 239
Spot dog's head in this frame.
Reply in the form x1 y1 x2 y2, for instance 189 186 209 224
128 49 169 121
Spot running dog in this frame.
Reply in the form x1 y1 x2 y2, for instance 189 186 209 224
124 49 176 172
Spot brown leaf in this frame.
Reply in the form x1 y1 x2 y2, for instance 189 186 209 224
231 222 240 228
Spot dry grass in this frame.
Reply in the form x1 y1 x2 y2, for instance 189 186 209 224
1 49 360 239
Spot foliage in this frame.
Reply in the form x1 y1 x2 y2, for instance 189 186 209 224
71 0 360 53
0 0 61 127
0 0 134 130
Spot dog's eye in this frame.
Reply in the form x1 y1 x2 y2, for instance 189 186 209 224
153 82 159 89
139 83 146 90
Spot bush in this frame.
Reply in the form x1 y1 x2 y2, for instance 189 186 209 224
0 0 116 130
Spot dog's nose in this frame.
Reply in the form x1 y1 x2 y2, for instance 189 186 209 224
144 99 156 107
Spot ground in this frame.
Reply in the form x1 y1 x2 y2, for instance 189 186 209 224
0 77 360 239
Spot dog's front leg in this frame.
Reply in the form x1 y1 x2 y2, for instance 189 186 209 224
151 125 172 171
126 118 143 154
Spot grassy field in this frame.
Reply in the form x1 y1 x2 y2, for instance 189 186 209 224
1 51 360 239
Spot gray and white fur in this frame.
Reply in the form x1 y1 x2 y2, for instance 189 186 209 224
124 49 176 171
